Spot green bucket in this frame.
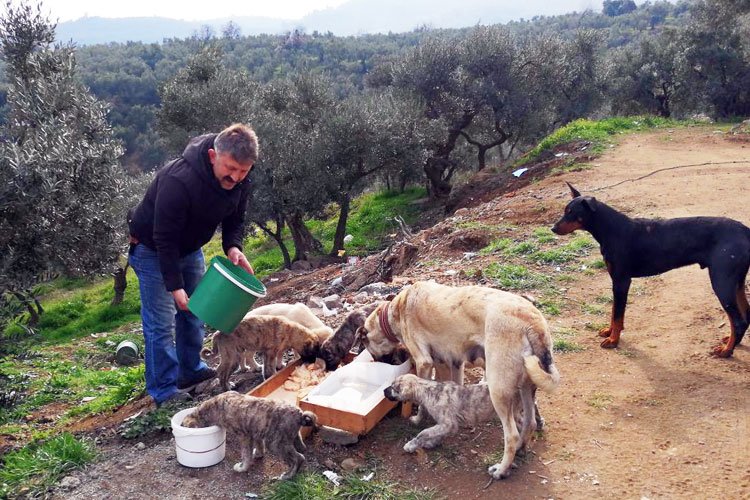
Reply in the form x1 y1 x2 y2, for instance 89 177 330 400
188 256 267 333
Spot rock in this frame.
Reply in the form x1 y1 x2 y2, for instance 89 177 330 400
341 457 365 472
353 291 369 303
58 476 81 490
135 442 146 450
319 426 359 446
307 296 325 309
291 260 313 271
321 294 343 310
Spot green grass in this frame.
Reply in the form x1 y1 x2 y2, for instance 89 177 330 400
261 472 435 500
119 397 194 439
554 339 585 353
34 272 141 344
478 237 513 255
587 392 615 410
0 433 96 498
483 263 549 290
516 115 681 167
65 365 145 418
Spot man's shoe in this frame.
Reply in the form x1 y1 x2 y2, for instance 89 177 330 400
176 367 217 392
156 391 193 408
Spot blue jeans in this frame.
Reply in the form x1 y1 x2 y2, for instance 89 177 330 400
129 244 208 404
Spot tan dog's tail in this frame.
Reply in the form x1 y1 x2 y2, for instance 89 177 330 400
211 331 222 355
311 326 333 342
523 354 560 394
300 410 318 428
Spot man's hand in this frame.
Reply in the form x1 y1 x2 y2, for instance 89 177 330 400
227 246 254 275
172 289 189 311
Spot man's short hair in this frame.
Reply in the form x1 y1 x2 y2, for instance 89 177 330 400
214 123 259 165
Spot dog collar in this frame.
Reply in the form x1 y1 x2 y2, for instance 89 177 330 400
379 301 399 343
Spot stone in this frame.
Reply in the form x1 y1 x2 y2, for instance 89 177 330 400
319 426 359 446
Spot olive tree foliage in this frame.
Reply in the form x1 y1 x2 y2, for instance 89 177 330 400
0 1 128 326
157 45 256 158
249 74 433 260
249 74 331 263
679 0 750 118
384 26 603 198
605 28 685 118
313 88 431 254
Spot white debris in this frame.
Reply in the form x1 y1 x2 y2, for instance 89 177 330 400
323 470 341 486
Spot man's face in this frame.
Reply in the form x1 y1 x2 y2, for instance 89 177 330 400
208 149 253 190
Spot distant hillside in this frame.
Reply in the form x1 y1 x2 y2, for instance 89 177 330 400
56 0 600 44
56 16 296 45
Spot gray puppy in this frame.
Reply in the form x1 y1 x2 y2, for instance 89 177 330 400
384 374 543 453
182 391 317 480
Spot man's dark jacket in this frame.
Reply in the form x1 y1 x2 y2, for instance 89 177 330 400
128 134 251 291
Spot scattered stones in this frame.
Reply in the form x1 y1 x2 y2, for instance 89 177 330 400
58 476 81 490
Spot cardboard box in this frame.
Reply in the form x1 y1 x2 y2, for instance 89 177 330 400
248 351 411 436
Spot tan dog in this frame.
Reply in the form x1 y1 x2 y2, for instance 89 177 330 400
241 303 333 372
360 281 560 480
182 391 317 480
213 315 330 389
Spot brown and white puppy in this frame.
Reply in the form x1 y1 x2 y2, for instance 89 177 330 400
360 281 560 480
181 391 317 480
319 302 382 371
213 315 330 389
241 303 333 372
384 374 543 452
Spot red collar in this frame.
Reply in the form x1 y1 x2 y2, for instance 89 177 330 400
379 301 399 343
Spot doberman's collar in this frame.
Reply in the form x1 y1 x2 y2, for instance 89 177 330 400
378 301 398 343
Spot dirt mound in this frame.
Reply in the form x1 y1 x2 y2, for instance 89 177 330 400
446 140 596 213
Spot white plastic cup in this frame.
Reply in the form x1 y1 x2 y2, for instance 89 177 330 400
171 407 226 468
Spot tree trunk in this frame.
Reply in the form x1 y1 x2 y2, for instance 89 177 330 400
13 291 40 326
424 157 453 199
424 112 476 199
330 193 351 256
256 220 292 269
287 211 323 262
111 263 129 306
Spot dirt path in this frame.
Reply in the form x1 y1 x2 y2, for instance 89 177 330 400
53 126 750 499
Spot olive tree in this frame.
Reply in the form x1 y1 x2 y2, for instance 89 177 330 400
0 1 128 325
680 0 750 118
313 88 430 254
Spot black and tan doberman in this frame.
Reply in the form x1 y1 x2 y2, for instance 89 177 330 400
552 183 750 357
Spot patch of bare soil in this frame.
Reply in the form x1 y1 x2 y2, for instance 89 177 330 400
49 125 750 499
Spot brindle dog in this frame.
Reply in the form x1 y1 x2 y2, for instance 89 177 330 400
384 374 543 453
212 315 330 389
319 302 382 371
181 391 317 480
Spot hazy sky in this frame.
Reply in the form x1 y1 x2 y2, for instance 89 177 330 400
38 0 351 22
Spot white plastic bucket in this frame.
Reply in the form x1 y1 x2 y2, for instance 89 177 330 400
171 407 226 468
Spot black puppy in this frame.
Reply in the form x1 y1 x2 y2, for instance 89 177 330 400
552 182 750 357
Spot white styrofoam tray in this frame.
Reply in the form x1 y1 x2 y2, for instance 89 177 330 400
301 350 411 415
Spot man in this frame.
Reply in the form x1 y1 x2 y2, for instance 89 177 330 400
128 123 258 407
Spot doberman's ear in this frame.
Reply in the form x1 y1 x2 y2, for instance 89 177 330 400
566 182 581 199
582 197 597 212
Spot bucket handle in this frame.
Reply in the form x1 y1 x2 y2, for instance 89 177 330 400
175 437 226 454
212 262 267 298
